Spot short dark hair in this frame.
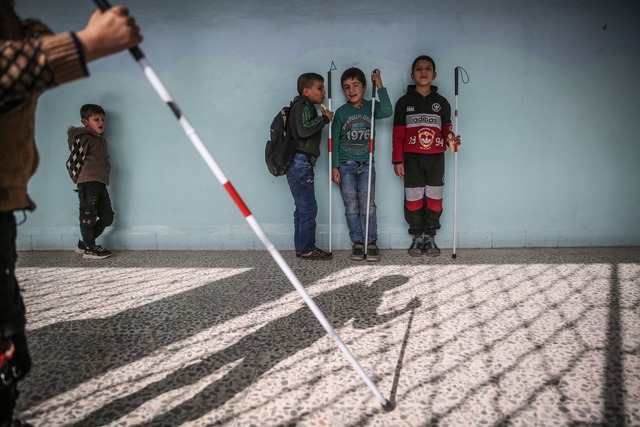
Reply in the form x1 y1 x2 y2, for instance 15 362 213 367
340 67 366 87
411 55 436 73
80 104 105 119
297 72 324 96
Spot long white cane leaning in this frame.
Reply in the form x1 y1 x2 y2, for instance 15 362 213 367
452 67 459 258
93 0 393 411
326 61 336 254
451 66 468 259
363 70 377 257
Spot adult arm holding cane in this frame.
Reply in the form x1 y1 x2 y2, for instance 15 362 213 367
1 3 141 424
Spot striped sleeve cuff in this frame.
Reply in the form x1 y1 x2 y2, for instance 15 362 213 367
40 32 88 85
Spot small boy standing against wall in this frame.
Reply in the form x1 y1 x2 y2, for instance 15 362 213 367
332 68 392 261
286 73 334 260
66 104 114 259
392 55 461 257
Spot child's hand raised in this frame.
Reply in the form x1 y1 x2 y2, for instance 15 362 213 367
371 69 383 89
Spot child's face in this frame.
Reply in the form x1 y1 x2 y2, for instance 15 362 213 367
303 80 326 105
411 60 437 86
341 78 366 106
82 113 106 135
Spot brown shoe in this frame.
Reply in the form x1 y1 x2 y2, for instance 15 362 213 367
351 243 365 261
300 247 333 260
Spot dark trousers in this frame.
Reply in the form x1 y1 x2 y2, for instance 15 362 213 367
78 181 114 248
403 152 445 236
0 212 32 424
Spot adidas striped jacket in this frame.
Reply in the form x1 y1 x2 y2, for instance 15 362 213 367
392 85 453 164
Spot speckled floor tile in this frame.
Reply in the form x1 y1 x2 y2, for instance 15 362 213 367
12 247 640 426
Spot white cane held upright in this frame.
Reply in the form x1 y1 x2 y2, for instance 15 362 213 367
452 67 459 259
451 66 468 259
364 69 377 256
92 0 392 410
326 61 336 254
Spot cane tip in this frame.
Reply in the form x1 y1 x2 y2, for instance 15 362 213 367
452 253 457 259
382 400 396 412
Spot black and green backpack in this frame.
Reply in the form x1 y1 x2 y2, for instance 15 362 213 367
265 100 298 176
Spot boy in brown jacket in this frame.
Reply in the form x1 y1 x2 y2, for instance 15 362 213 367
67 104 114 259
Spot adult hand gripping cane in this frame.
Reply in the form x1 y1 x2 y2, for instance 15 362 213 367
91 0 393 410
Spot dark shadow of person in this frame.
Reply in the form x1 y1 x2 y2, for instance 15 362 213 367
72 275 419 426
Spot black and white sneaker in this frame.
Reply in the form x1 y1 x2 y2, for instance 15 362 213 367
299 247 332 260
83 245 112 259
74 240 86 254
423 235 440 257
366 242 380 262
351 242 365 261
408 234 423 257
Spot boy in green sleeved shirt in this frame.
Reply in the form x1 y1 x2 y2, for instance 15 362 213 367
331 68 392 261
286 72 334 260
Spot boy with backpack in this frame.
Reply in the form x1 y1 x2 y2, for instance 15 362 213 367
331 68 392 261
285 72 334 260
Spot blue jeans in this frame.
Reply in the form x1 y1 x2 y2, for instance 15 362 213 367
286 153 317 254
338 160 377 244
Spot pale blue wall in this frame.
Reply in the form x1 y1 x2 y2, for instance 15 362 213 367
14 0 640 250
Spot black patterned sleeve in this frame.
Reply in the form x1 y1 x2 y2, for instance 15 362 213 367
1 32 87 110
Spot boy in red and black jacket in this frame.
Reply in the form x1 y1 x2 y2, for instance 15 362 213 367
392 55 461 257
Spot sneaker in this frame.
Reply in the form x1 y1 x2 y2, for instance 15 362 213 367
408 234 423 257
366 242 380 262
74 240 86 254
299 247 332 260
350 242 365 261
423 235 441 257
83 245 112 259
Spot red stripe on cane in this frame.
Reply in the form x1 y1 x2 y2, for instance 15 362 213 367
369 138 374 152
328 137 332 152
224 182 251 217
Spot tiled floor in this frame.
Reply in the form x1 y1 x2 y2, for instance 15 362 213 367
13 247 640 426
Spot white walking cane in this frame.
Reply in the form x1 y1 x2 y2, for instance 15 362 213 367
93 0 392 410
326 61 336 254
364 70 377 256
452 66 468 259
